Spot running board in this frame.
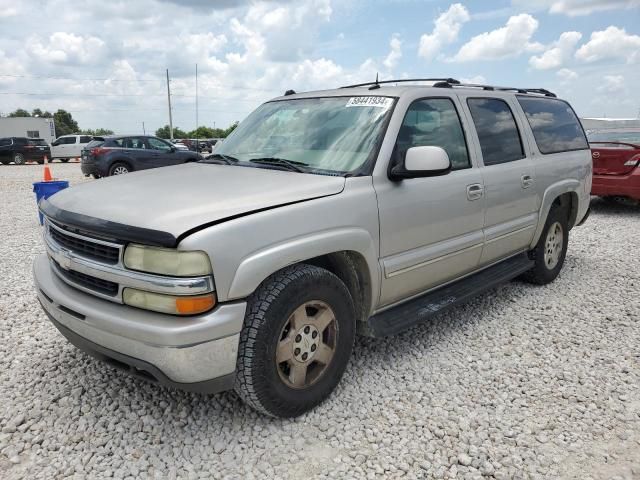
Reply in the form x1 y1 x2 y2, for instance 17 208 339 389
361 253 534 338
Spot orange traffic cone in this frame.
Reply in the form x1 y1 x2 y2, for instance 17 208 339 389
43 155 53 182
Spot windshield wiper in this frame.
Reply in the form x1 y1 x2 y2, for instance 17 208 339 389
200 153 239 165
249 157 308 173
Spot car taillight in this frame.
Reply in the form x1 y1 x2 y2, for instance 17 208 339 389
91 147 108 156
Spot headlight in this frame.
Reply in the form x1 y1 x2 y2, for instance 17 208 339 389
124 244 212 276
123 288 216 315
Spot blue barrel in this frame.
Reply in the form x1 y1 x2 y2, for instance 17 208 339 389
33 181 69 225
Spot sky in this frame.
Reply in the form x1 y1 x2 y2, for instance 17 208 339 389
0 0 639 134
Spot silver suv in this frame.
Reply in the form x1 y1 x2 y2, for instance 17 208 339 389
33 78 591 417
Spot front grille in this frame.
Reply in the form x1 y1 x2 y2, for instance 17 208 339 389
49 225 120 265
53 260 119 296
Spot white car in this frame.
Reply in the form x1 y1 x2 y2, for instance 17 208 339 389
51 134 93 162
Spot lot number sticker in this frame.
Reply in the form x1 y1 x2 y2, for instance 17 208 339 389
346 97 393 108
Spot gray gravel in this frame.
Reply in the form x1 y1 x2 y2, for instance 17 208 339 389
1 163 639 479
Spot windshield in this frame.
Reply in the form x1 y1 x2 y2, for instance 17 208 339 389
214 96 395 175
588 130 640 144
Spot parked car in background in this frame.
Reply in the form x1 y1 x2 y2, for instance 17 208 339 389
81 135 202 177
588 129 640 203
172 140 189 151
0 137 50 165
35 79 591 417
51 134 93 162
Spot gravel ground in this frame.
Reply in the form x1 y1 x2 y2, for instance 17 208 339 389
1 163 639 480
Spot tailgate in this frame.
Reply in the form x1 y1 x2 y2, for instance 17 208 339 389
590 142 640 176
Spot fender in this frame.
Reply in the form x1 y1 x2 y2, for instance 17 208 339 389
530 179 580 248
227 227 380 308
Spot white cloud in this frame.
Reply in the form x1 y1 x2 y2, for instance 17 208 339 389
383 35 402 70
529 31 581 70
460 75 487 84
598 75 625 93
452 14 543 62
556 68 578 83
575 26 640 63
512 0 640 16
26 32 106 65
0 0 18 17
418 3 470 60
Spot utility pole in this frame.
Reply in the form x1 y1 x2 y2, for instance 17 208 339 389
195 63 199 137
142 121 146 135
166 69 174 140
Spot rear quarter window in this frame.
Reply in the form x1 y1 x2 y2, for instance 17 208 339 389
517 97 588 154
86 139 105 148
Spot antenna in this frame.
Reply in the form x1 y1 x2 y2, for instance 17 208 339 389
369 72 381 90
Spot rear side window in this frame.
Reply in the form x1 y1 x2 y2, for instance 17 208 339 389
14 138 27 145
517 97 588 154
0 138 12 146
396 98 470 170
86 140 104 148
80 136 92 143
467 98 525 166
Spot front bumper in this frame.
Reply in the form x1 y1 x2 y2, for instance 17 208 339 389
33 254 246 393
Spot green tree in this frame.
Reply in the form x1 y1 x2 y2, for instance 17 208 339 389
31 108 53 118
189 126 215 138
52 109 80 136
81 128 114 136
155 125 188 139
224 121 239 137
8 108 31 117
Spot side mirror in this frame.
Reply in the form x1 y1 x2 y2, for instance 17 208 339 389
390 146 451 180
169 146 176 153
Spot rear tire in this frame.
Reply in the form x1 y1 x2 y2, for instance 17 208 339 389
521 206 569 285
108 162 131 176
13 153 25 165
235 264 355 418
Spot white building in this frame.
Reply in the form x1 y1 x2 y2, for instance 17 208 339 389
0 117 56 144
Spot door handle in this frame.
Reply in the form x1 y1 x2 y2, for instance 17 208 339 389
521 174 534 189
466 183 484 201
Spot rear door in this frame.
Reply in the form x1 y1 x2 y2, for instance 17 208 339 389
462 95 539 265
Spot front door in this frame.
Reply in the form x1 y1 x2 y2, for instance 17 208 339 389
462 96 539 265
147 137 178 166
374 97 486 307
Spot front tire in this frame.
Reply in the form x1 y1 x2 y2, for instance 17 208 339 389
235 264 355 418
521 206 569 285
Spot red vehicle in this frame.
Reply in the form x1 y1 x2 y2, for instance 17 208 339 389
588 129 640 203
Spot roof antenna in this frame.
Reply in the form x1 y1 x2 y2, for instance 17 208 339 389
369 73 380 90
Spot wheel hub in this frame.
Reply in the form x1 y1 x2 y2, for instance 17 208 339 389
292 324 319 363
544 221 563 270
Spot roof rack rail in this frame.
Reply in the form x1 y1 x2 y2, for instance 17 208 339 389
340 78 461 89
432 81 557 97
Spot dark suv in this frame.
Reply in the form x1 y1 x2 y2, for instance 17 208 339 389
81 135 202 177
0 137 51 165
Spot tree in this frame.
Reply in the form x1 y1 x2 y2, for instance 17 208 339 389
224 121 239 137
189 126 216 139
31 108 53 118
81 128 114 136
8 108 31 117
52 109 80 136
155 125 188 139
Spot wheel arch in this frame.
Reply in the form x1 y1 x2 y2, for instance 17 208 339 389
530 179 580 248
227 228 380 321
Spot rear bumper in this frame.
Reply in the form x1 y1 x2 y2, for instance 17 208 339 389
591 169 640 200
80 162 100 176
33 254 245 393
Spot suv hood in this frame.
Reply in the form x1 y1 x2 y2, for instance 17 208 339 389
43 163 345 246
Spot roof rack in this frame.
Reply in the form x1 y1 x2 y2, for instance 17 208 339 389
340 78 461 89
435 82 556 97
340 77 556 97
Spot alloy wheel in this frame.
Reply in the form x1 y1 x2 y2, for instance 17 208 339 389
276 301 338 389
544 221 563 270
